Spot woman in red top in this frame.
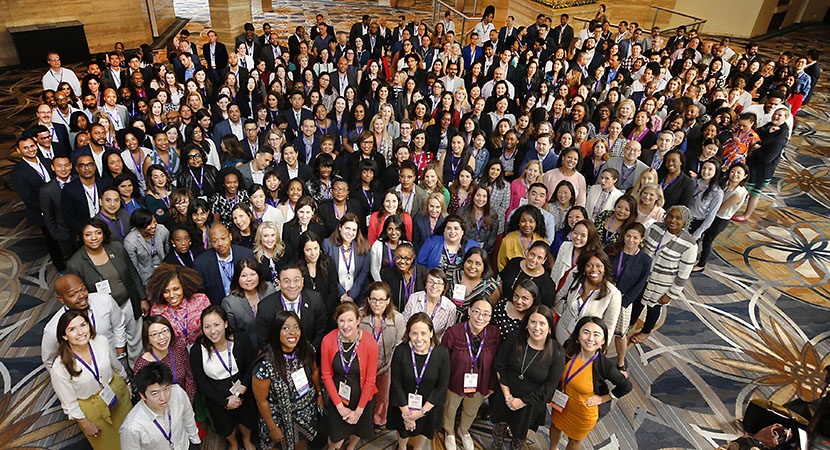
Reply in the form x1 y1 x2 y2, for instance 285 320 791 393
367 189 414 246
148 264 210 347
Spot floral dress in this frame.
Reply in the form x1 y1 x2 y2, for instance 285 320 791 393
254 357 319 448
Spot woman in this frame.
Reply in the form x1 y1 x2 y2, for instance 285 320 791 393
278 178 308 224
553 250 622 345
498 205 547 271
635 183 666 228
222 257 277 348
594 195 638 250
498 239 557 307
359 282 407 434
144 164 173 225
342 103 368 155
689 159 724 241
188 198 213 251
320 302 379 450
440 135 474 185
623 110 657 150
410 130 434 177
412 192 447 253
440 296 499 450
402 268 457 339
580 140 610 187
248 184 285 231
252 220 285 283
147 263 210 347
367 189 414 245
370 215 406 282
543 148 588 208
298 232 339 321
449 247 498 321
480 159 510 233
629 206 697 345
133 315 197 402
382 242 429 313
252 311 323 450
551 220 602 286
492 278 539 342
550 180 577 233
388 313 451 450
263 169 283 207
230 203 258 249
119 127 150 192
190 306 258 450
209 167 251 229
458 183 499 253
549 316 632 450
49 311 132 449
324 212 371 303
177 144 218 198
420 162 451 208
163 223 203 268
491 305 565 450
169 188 195 225
658 149 695 208
417 214 480 279
695 163 749 271
282 195 325 262
506 160 542 220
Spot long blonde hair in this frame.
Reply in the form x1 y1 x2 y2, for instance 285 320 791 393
253 221 285 260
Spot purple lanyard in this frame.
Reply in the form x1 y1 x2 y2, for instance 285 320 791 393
628 128 648 142
518 234 531 258
150 350 178 384
654 233 675 254
189 167 204 191
424 295 439 320
660 175 679 190
340 245 353 273
464 323 486 372
371 316 385 342
34 161 48 181
402 190 414 212
281 294 301 315
362 189 374 210
333 203 345 221
410 345 434 392
160 193 170 209
219 260 233 284
170 301 190 341
338 333 358 375
386 243 395 268
174 250 193 266
403 271 415 302
214 342 234 377
252 207 262 223
149 236 158 257
443 245 460 265
226 194 239 208
575 286 597 316
130 152 144 182
562 352 599 387
615 252 627 280
84 183 98 211
451 155 461 176
152 410 173 447
619 164 635 187
74 345 103 386
97 213 125 237
202 231 209 250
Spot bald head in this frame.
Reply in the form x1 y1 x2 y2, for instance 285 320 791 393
209 224 232 258
55 274 90 310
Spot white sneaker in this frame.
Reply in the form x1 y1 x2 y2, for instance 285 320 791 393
460 432 475 450
445 434 458 450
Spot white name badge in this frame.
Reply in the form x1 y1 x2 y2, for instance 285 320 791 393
452 284 467 305
291 368 311 396
338 381 352 405
407 393 423 411
366 216 371 227
99 383 118 408
463 373 479 394
95 280 112 294
551 389 569 412
230 379 244 396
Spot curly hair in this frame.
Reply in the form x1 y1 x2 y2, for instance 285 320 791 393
145 263 204 306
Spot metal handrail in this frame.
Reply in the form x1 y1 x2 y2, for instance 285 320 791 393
649 5 707 36
650 5 706 23
432 0 478 40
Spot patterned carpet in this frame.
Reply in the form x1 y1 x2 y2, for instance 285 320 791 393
0 1 827 447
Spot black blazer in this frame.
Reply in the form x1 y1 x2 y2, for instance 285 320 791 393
282 221 326 262
275 161 313 183
302 255 340 327
66 241 146 319
259 44 288 72
61 177 111 236
202 41 229 71
382 264 428 312
39 178 73 241
11 157 53 227
317 199 363 237
292 135 322 166
176 165 218 199
192 246 255 305
189 335 257 411
660 172 695 209
280 108 313 142
239 136 265 162
424 125 458 155
609 250 652 308
26 124 71 158
255 288 327 350
411 213 444 253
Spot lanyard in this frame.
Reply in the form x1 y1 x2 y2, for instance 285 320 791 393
333 203 345 221
97 213 125 237
443 245 460 266
338 333 358 375
340 245 353 273
450 155 461 176
386 243 395 268
214 342 234 377
562 352 598 388
464 323 486 372
83 183 99 212
170 300 190 341
423 295 439 320
371 316 385 342
152 410 173 447
518 234 531 258
575 286 597 316
619 164 635 187
402 190 414 212
362 189 374 210
403 271 415 302
150 350 178 384
189 167 204 191
219 259 233 284
74 345 103 386
226 194 239 208
174 250 193 266
130 151 145 182
661 174 679 190
410 345 434 393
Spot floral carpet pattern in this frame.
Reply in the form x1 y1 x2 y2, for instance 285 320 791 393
0 3 826 447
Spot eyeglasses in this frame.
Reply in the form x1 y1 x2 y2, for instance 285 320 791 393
76 162 96 168
426 279 444 286
394 255 414 262
469 308 492 318
148 329 171 339
188 153 202 159
281 277 303 286
368 297 389 303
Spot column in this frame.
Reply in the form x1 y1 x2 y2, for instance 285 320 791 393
209 0 252 43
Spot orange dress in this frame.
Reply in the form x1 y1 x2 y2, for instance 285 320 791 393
551 356 598 440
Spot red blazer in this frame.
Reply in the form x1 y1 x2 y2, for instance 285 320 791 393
321 329 379 409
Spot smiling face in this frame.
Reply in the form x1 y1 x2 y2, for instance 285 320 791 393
82 224 104 251
527 311 549 341
280 316 302 352
443 220 463 244
578 321 605 354
571 223 589 248
409 320 433 353
337 310 359 341
583 255 605 285
62 315 91 348
463 252 485 279
665 207 685 235
511 285 534 312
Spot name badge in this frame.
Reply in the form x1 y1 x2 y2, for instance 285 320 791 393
452 284 467 306
463 373 478 394
338 381 351 406
366 216 371 227
230 379 244 396
99 383 118 409
95 280 111 294
291 368 311 396
551 389 569 412
407 393 423 411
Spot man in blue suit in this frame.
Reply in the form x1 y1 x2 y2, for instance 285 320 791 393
461 32 483 70
193 224 254 305
212 103 244 150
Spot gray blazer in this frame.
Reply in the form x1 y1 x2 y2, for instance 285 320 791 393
222 284 277 347
123 225 170 284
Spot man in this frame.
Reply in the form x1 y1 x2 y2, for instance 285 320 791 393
487 48 516 81
666 25 687 51
518 133 557 173
440 10 456 34
82 93 100 120
213 103 244 149
73 123 113 176
176 51 200 84
498 16 517 51
481 67 515 99
238 119 264 163
100 88 129 131
643 26 661 52
32 103 71 157
293 118 321 165
202 30 229 83
803 49 821 105
551 14 574 51
101 53 126 91
235 22 262 59
621 43 646 73
193 224 255 305
309 14 335 40
98 187 132 243
256 261 327 349
396 160 427 216
42 51 82 96
129 70 155 102
640 130 675 170
793 56 812 108
260 32 287 72
525 14 546 45
288 26 307 61
281 91 312 142
41 274 127 371
349 15 372 46
331 57 358 97
417 34 436 70
120 363 201 449
508 183 556 244
39 154 75 267
439 61 466 94
61 154 110 236
363 21 385 59
32 124 61 163
222 52 249 92
313 22 334 56
604 140 647 192
239 144 273 189
461 32 483 70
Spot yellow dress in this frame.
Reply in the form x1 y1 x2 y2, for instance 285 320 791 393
551 356 598 440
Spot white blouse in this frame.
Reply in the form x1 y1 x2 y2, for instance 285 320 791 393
200 341 239 381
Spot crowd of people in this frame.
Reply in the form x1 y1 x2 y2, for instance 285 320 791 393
15 2 821 449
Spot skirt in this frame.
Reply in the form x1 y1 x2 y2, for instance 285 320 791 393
77 375 132 450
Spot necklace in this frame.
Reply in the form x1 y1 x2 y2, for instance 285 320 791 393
340 337 357 353
518 344 541 380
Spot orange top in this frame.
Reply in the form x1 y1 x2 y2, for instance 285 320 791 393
551 356 598 440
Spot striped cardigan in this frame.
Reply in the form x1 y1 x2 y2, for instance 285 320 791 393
641 224 697 305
